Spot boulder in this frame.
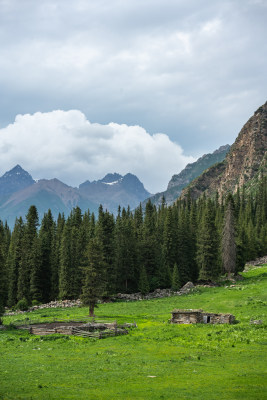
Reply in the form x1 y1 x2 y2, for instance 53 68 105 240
180 282 194 293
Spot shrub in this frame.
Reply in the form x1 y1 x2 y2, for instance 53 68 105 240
31 300 41 306
15 298 29 311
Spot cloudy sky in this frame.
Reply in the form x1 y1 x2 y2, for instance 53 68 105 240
0 0 266 193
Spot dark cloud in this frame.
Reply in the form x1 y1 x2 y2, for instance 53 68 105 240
0 0 266 173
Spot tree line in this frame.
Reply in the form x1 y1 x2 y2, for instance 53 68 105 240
0 177 266 316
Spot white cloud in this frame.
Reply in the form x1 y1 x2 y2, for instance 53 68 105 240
0 110 195 193
0 0 266 156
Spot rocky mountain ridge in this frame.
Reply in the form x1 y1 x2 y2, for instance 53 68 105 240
181 101 267 200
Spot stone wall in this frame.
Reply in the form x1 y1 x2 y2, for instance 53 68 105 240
171 309 235 324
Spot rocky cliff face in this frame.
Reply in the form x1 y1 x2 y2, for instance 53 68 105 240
143 145 230 207
182 102 267 200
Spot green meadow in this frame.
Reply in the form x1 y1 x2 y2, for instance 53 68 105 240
1 266 266 400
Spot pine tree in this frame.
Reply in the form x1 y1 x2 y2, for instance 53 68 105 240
17 205 39 303
236 226 247 272
176 206 192 285
7 217 25 307
0 221 9 309
117 208 136 292
196 199 220 280
142 200 160 289
138 265 150 295
50 213 65 300
81 238 106 317
37 210 55 302
58 218 73 299
96 206 115 295
70 207 84 298
189 202 199 281
162 207 176 276
0 223 6 320
222 195 236 277
133 204 143 286
29 236 42 302
171 263 181 291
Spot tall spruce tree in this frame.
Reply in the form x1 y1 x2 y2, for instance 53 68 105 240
7 217 25 307
17 205 39 304
171 263 181 291
0 221 9 309
29 236 42 302
142 201 160 289
162 207 176 277
96 206 115 295
114 207 136 292
70 207 84 298
176 206 192 285
0 222 6 320
222 195 236 277
36 210 55 302
138 265 150 295
58 217 73 299
50 213 65 300
81 238 106 317
196 199 220 280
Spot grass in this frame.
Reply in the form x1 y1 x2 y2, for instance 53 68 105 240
0 266 266 399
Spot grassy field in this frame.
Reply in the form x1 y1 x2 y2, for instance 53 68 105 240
0 266 266 400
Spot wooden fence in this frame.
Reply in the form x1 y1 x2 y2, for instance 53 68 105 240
28 321 136 338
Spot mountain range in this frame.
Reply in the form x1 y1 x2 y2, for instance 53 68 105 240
0 168 151 226
0 142 230 227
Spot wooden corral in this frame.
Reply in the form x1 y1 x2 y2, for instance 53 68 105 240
171 309 235 324
27 321 136 338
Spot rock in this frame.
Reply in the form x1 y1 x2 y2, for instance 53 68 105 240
250 319 262 325
180 282 194 293
244 255 267 270
4 285 197 316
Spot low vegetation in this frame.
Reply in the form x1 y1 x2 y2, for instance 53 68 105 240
0 266 266 399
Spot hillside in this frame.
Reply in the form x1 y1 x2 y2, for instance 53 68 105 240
181 101 267 200
144 145 230 207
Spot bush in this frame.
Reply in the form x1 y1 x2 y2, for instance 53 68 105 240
0 303 4 325
31 300 41 306
15 298 29 311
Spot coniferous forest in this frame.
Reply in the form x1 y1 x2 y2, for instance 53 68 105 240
0 177 266 314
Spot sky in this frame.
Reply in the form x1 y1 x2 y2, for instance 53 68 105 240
0 0 266 193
